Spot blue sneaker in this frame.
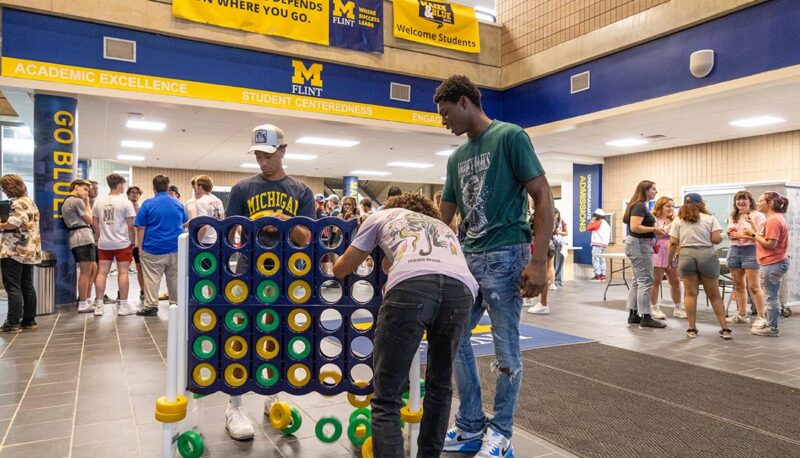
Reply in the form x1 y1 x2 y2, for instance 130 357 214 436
476 427 513 458
442 424 483 452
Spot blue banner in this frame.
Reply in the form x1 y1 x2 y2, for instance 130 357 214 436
330 0 384 53
343 176 359 198
33 95 77 306
572 164 602 265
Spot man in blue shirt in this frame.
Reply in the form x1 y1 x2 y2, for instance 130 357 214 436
134 175 188 316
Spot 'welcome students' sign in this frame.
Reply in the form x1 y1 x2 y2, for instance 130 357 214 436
393 0 480 53
173 0 383 53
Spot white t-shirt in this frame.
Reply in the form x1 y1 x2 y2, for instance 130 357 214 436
669 212 722 247
192 193 225 244
591 219 611 247
92 194 136 250
351 208 478 298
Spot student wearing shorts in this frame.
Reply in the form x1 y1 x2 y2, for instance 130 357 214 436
650 197 684 319
62 179 97 313
725 190 767 329
92 173 137 317
668 193 731 339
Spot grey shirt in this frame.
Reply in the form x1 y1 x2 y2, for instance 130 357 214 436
61 196 95 249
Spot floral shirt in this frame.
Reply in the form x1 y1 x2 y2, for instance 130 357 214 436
1 196 42 264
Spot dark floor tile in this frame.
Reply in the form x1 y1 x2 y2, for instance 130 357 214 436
25 381 79 397
0 437 70 458
76 392 131 411
0 392 25 407
0 381 28 395
71 440 141 458
19 391 76 410
75 405 132 425
4 419 72 445
0 404 17 420
73 418 139 445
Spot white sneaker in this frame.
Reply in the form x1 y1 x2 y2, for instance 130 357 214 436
442 424 483 452
262 395 279 417
225 404 254 440
476 427 513 458
77 302 92 313
726 313 750 325
751 316 768 330
117 304 138 316
522 297 535 306
548 284 557 291
527 303 550 315
651 305 667 320
672 307 687 319
93 300 104 316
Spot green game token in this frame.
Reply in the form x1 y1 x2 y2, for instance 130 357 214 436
193 280 217 303
315 417 343 443
281 408 303 435
349 407 371 424
192 336 216 359
225 308 248 332
255 363 279 387
347 417 371 447
177 430 204 458
256 308 280 333
257 280 280 304
193 252 217 276
287 336 311 360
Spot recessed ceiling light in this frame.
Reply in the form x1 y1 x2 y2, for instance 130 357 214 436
283 153 317 160
350 170 391 176
729 116 786 128
387 162 434 169
126 120 166 131
435 150 454 157
240 162 260 169
121 140 154 149
117 154 145 161
296 137 359 147
606 138 649 147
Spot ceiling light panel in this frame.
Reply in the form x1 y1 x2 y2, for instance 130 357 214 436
296 137 359 147
605 138 649 147
729 116 786 128
283 153 317 160
387 162 434 169
117 154 145 161
121 140 154 149
126 120 166 131
435 150 454 156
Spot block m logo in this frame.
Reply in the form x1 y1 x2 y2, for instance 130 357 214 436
333 0 355 19
291 61 323 88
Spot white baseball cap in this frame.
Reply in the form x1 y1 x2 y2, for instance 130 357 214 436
593 208 606 216
248 124 286 154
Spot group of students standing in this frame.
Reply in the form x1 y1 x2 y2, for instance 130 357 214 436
621 180 791 339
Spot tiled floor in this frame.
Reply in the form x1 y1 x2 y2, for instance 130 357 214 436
0 274 797 457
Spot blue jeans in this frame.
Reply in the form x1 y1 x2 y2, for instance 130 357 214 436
371 275 473 458
761 258 789 331
453 243 530 439
625 237 654 315
592 246 606 276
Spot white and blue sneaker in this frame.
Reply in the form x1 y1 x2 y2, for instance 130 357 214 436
442 424 483 452
476 427 514 458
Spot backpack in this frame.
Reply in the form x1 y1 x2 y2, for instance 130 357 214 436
59 195 92 232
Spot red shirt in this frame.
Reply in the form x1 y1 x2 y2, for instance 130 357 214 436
757 214 789 266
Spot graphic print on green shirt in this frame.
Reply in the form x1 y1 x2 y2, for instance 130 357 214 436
441 120 546 253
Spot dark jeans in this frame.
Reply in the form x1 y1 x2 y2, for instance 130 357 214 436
372 275 473 458
2 258 37 326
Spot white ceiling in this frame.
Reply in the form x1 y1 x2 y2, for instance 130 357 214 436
6 72 799 187
531 77 800 158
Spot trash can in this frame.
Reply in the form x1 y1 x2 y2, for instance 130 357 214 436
34 251 56 316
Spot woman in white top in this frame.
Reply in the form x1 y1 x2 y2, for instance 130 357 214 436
649 197 684 319
668 193 731 339
724 190 767 328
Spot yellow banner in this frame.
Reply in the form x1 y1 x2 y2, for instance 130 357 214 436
393 0 479 53
173 0 329 46
2 58 442 127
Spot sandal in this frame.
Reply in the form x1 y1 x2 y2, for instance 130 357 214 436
719 328 733 340
686 328 698 338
